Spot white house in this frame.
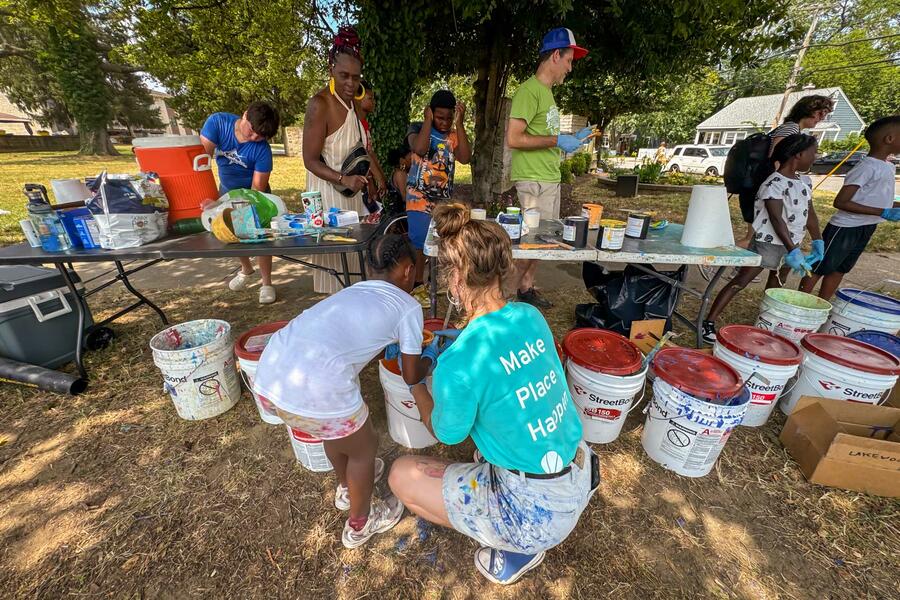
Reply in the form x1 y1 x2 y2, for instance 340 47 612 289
694 86 865 146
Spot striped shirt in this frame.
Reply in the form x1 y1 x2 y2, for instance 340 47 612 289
768 122 801 139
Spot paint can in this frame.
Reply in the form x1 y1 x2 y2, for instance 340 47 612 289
780 333 900 414
596 219 626 251
234 321 289 425
379 359 438 449
641 348 749 477
498 209 522 245
562 216 589 248
712 325 801 427
821 288 900 337
149 319 241 420
563 328 647 443
755 288 832 343
286 427 333 472
581 203 604 229
470 208 487 220
625 212 651 239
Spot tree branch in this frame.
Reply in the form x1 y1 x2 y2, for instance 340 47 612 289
100 62 146 74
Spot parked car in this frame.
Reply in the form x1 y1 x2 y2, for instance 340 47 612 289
665 145 729 176
810 151 868 175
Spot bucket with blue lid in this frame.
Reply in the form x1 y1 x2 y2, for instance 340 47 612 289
821 288 900 337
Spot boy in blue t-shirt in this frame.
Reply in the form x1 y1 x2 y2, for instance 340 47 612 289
200 101 280 304
405 90 472 284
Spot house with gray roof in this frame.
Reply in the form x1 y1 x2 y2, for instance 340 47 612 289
694 86 864 146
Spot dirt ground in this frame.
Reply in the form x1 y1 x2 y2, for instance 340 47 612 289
2 183 899 599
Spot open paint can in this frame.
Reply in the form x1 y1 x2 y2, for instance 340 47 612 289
563 216 588 248
596 219 626 251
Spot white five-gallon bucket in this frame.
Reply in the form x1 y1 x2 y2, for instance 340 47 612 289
641 349 749 478
780 333 900 414
150 319 241 420
563 328 647 443
234 321 289 425
379 359 438 449
286 426 333 472
713 325 802 427
821 288 900 337
755 288 832 343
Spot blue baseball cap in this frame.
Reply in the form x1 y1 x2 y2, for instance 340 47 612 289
540 28 588 59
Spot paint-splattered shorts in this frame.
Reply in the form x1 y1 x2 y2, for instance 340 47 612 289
275 403 369 440
442 442 597 553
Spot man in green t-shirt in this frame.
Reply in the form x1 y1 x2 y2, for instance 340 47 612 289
507 28 591 309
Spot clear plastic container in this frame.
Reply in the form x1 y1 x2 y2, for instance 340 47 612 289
27 202 72 252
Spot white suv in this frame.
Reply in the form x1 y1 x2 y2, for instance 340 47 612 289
665 145 729 177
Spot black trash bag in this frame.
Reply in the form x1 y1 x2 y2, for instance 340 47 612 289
575 262 684 335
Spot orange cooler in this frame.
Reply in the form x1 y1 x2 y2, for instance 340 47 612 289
132 135 219 222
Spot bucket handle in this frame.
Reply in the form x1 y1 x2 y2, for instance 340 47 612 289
844 279 900 306
622 386 648 417
193 153 212 172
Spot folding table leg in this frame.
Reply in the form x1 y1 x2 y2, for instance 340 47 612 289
57 264 88 380
115 261 168 325
340 253 351 288
356 250 367 281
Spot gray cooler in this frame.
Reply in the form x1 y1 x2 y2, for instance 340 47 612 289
0 265 94 368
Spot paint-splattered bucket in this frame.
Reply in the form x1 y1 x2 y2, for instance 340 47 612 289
379 359 438 449
848 330 900 358
150 319 241 420
755 288 832 343
641 349 749 477
821 288 900 337
563 328 647 444
234 321 289 425
286 427 333 472
713 325 802 427
780 333 900 414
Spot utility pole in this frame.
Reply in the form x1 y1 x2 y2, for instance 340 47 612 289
772 7 822 128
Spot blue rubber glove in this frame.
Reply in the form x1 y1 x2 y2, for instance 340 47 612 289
421 339 440 369
557 134 586 154
384 343 400 361
432 329 461 353
881 207 900 221
804 239 825 268
575 126 594 141
784 247 808 275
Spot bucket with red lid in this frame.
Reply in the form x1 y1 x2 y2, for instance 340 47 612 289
234 321 289 424
641 348 750 478
713 325 802 427
780 333 900 415
562 329 648 444
286 427 333 472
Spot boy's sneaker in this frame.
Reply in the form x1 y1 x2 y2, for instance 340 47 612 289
474 547 546 585
701 320 717 345
341 495 405 549
228 270 255 291
335 458 385 511
517 288 553 309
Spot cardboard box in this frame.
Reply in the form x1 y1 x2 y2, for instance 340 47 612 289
780 396 900 498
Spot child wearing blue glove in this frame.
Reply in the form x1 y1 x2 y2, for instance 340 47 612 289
253 234 434 549
800 115 900 300
703 134 821 344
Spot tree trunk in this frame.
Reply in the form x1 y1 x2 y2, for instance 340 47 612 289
471 18 512 207
79 127 117 155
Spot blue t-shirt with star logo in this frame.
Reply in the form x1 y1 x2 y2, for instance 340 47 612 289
200 112 273 193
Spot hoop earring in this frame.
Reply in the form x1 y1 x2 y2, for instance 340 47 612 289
354 85 366 101
328 77 336 95
446 289 461 311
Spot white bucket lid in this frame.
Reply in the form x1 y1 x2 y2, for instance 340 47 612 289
133 135 203 149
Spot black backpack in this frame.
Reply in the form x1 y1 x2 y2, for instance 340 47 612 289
723 133 774 194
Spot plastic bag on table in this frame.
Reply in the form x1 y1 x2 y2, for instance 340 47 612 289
86 171 168 249
575 262 683 335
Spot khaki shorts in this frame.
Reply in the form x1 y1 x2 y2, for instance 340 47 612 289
514 181 561 220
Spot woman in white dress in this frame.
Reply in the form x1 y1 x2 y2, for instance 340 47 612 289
302 26 371 294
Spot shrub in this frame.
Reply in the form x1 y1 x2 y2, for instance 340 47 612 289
819 132 869 153
634 159 663 184
571 152 589 176
559 159 574 184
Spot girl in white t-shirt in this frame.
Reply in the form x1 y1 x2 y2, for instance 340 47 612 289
254 234 438 548
703 134 823 344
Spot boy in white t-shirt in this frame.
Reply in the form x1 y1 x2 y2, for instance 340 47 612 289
800 115 900 300
703 134 823 344
254 235 442 548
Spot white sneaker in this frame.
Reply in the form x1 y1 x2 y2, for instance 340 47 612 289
335 457 385 511
229 270 254 291
258 285 276 304
341 495 404 549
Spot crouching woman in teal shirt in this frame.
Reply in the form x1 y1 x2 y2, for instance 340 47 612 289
388 203 599 585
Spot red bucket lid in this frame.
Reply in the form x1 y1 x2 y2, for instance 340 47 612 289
801 334 900 376
562 328 643 376
424 318 445 332
234 321 289 360
289 427 321 443
716 325 802 366
652 348 743 400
